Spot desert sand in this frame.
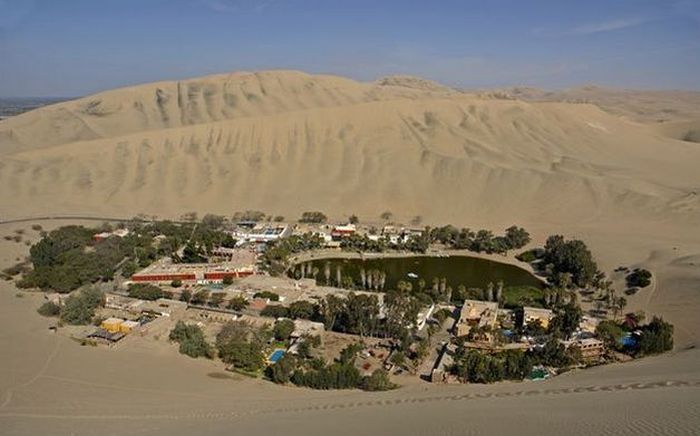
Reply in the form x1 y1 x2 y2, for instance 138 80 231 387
1 71 700 434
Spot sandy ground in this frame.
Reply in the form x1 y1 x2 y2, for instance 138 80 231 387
1 220 699 435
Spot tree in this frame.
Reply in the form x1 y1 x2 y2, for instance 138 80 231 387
348 214 359 224
60 287 104 325
127 283 166 301
548 303 582 339
319 294 344 330
180 243 207 263
201 214 226 229
288 300 317 320
595 320 625 349
267 353 298 384
638 317 674 356
380 211 393 221
222 275 234 286
273 319 295 341
273 215 285 222
260 305 289 318
299 211 328 224
389 350 406 368
170 279 182 288
190 289 210 305
180 289 192 303
543 235 599 288
504 226 531 250
169 321 214 359
253 291 279 301
208 292 226 307
219 341 264 372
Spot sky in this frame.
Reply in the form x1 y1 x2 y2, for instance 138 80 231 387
1 0 699 97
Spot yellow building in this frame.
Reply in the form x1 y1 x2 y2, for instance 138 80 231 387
100 317 124 333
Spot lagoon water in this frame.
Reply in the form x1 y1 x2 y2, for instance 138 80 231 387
298 255 542 291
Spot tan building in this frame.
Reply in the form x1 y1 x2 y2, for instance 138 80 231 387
455 300 498 337
576 338 604 360
523 307 554 329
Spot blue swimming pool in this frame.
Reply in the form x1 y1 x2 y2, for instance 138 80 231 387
269 349 285 363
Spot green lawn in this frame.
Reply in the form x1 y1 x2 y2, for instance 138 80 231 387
503 286 545 309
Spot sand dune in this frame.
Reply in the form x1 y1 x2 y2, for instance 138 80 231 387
1 71 699 234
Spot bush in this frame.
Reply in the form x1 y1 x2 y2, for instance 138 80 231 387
170 279 182 288
37 301 61 317
222 275 234 286
626 269 652 288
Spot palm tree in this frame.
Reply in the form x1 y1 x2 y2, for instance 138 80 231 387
324 262 331 285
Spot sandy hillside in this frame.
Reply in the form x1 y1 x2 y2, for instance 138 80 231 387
0 70 699 231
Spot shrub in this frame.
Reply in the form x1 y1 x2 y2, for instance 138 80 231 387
37 301 61 317
170 279 182 288
626 268 652 288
